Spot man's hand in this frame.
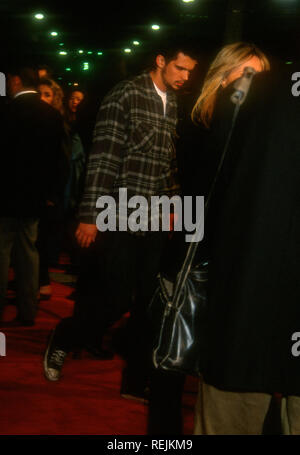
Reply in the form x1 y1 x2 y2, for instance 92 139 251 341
75 223 98 248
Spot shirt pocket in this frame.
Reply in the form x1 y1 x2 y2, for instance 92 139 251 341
129 121 156 154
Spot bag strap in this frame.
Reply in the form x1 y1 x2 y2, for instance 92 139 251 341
172 102 241 308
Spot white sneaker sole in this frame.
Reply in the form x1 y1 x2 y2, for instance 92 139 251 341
43 330 61 382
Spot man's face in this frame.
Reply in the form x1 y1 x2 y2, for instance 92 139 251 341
161 52 197 91
38 69 48 79
7 75 22 97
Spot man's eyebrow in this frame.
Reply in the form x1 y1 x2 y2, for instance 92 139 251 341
175 64 194 72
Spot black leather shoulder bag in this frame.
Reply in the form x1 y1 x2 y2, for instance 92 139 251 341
149 84 248 376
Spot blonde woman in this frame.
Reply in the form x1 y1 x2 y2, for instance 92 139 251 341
191 45 300 434
37 78 70 299
38 78 65 116
191 42 270 128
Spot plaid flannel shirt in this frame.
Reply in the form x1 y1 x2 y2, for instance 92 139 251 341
79 72 180 227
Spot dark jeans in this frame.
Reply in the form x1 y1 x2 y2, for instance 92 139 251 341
0 217 39 321
53 231 165 364
52 229 186 433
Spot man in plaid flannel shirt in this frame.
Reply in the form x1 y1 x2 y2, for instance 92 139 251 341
44 44 197 422
77 51 197 240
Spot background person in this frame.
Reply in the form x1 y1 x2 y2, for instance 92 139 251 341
0 67 64 326
62 87 88 271
190 45 300 434
38 78 65 116
37 77 70 299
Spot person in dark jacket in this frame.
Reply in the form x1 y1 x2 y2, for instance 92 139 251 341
37 77 70 299
0 67 64 326
192 47 300 434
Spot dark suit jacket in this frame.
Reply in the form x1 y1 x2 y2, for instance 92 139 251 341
0 92 64 217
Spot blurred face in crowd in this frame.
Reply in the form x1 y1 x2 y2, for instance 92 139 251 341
38 69 48 79
7 75 23 97
223 55 264 87
68 90 84 113
153 52 197 92
38 84 54 105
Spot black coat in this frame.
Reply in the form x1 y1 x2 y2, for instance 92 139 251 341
0 92 65 217
201 69 300 395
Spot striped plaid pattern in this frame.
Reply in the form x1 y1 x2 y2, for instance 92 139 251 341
79 72 180 225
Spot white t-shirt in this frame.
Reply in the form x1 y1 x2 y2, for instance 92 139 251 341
153 82 167 116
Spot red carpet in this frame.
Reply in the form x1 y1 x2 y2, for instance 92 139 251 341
0 260 198 435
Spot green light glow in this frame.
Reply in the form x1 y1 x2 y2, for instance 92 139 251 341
124 48 132 53
50 31 58 36
34 13 44 20
133 41 140 46
59 51 67 55
151 24 160 30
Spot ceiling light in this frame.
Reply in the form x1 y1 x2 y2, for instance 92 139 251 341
124 48 132 53
34 13 44 20
50 31 58 37
151 25 160 30
133 41 140 46
59 51 67 55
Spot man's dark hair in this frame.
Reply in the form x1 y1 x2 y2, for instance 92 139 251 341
148 35 199 70
9 66 39 89
159 43 199 64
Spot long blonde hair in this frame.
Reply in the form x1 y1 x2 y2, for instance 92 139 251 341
38 78 65 116
191 42 270 128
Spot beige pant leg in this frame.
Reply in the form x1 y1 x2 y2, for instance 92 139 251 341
281 396 300 435
194 379 272 435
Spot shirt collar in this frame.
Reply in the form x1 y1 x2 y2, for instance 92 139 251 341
143 72 177 102
14 90 38 99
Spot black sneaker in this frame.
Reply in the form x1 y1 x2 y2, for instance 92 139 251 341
43 329 67 381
